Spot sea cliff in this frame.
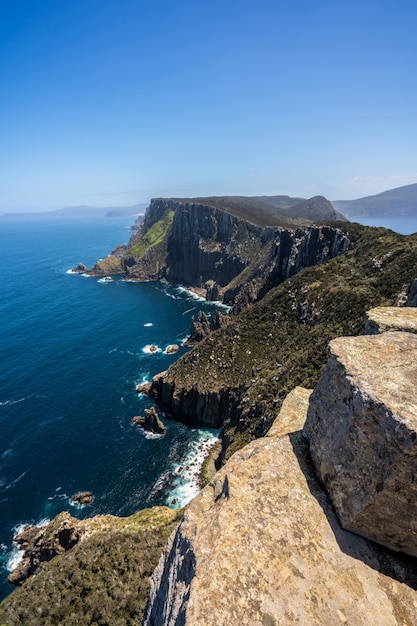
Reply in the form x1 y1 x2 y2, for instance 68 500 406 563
144 320 417 624
86 196 349 306
3 198 417 624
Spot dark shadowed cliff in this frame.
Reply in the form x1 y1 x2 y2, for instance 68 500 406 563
87 195 348 306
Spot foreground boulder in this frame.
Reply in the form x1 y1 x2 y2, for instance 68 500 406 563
365 306 417 334
304 331 417 557
143 387 417 625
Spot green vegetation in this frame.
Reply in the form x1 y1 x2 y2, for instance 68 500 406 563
91 255 124 275
164 222 417 461
0 507 182 626
130 210 174 258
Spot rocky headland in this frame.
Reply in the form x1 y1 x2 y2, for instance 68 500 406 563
3 197 417 624
84 195 349 309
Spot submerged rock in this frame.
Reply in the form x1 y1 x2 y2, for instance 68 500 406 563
304 331 417 556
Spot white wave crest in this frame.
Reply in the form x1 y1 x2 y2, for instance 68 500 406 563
142 344 162 354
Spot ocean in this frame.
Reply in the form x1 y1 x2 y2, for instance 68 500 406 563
0 215 225 601
349 215 417 235
0 212 415 601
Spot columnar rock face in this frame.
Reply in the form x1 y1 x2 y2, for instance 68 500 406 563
365 306 417 334
143 386 417 626
304 331 417 556
94 198 350 304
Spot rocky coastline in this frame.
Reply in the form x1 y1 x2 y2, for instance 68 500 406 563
3 197 417 624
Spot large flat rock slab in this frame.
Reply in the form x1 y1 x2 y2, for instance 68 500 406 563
144 412 417 624
267 385 312 438
305 331 417 556
365 306 417 334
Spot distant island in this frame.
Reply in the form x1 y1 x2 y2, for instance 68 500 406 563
332 182 417 217
0 203 148 219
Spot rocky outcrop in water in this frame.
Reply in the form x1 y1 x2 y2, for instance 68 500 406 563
86 197 350 305
71 491 94 505
133 407 166 434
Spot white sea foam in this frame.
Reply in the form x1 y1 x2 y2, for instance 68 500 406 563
0 397 27 407
166 429 220 508
98 276 113 283
175 285 205 302
143 322 153 327
5 518 50 572
140 430 165 440
5 470 28 491
142 344 162 354
1 448 13 460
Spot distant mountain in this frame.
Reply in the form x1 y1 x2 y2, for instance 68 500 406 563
0 203 148 219
332 183 417 217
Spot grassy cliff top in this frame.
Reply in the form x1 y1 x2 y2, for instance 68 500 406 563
167 194 347 228
163 222 417 457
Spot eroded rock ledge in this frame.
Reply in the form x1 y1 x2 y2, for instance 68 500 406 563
144 382 417 625
144 311 417 625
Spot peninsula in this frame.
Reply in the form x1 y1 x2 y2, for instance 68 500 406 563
2 194 417 625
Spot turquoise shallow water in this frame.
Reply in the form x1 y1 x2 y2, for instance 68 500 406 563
0 216 222 600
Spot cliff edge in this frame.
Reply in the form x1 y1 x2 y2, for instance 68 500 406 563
144 318 417 625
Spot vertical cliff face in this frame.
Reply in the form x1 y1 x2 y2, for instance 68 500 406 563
164 201 262 288
114 198 350 305
229 224 351 310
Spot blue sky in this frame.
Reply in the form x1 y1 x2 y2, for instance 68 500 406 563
1 0 416 211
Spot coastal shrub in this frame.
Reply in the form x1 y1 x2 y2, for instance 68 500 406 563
0 507 182 626
164 223 417 462
130 210 174 258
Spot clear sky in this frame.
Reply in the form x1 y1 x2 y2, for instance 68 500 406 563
1 0 417 212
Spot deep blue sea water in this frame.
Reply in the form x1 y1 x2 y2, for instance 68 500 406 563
1 212 415 601
350 215 417 235
0 216 224 600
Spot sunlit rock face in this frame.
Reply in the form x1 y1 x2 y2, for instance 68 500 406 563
305 331 417 557
144 386 417 626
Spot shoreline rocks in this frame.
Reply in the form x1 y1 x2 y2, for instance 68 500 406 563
71 262 88 273
8 512 86 586
133 407 166 435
